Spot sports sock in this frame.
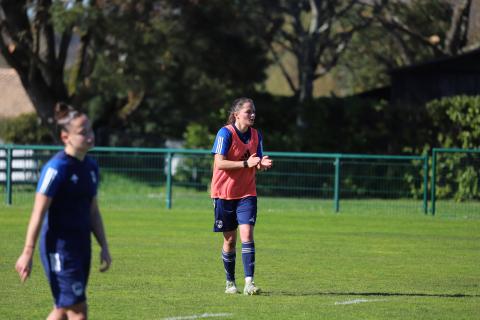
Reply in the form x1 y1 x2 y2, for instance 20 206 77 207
241 241 255 278
222 250 236 281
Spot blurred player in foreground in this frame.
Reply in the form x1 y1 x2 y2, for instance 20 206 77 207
15 102 111 319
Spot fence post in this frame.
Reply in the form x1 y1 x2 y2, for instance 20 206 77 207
166 152 173 209
423 155 428 215
333 156 341 213
6 145 13 205
431 149 437 216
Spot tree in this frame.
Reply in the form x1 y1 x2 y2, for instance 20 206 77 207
374 0 473 58
262 0 383 105
151 0 274 134
0 0 168 142
338 0 480 93
0 0 70 136
0 1 273 145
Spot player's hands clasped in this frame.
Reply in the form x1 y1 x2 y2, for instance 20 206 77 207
246 153 261 168
259 156 273 170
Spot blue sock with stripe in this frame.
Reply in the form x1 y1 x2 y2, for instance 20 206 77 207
241 241 255 278
222 250 236 281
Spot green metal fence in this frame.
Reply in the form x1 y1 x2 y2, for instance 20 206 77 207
431 148 480 217
1 144 430 214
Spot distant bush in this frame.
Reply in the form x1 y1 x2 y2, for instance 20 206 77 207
174 123 213 191
0 113 53 144
426 95 480 149
426 95 480 201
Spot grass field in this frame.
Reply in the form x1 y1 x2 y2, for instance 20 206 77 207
1 196 479 319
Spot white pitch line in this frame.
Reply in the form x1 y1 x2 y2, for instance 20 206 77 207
335 298 387 305
163 313 233 320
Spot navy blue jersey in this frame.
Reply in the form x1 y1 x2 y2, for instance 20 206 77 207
212 126 263 157
38 151 98 245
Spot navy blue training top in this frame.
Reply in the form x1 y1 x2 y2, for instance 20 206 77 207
37 151 99 245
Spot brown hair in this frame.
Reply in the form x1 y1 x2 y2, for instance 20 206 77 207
54 102 82 132
226 97 255 125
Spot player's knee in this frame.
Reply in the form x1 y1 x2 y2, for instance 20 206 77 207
66 311 87 320
65 302 88 320
224 235 237 249
224 238 236 250
47 308 67 320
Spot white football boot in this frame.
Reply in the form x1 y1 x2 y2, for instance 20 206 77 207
243 281 260 295
225 280 239 294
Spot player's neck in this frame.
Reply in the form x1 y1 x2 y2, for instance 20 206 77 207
64 146 87 161
234 122 249 133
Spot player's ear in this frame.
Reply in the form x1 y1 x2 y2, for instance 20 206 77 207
60 130 69 144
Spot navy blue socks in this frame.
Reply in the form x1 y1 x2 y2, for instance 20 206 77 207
222 250 236 281
241 241 255 278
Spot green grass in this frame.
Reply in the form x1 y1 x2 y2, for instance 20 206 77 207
1 196 479 319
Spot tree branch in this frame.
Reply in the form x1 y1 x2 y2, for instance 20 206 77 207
38 0 56 70
376 11 445 57
444 0 470 54
269 43 297 94
58 28 73 73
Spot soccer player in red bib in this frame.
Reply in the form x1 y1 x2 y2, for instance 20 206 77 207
211 97 273 295
15 102 111 319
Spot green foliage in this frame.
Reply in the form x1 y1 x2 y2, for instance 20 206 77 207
0 114 53 144
252 93 391 153
49 1 96 34
426 95 480 149
435 152 480 202
183 123 215 150
426 96 480 201
3 0 471 151
60 1 273 146
301 97 391 153
16 1 275 147
174 123 214 191
456 166 479 201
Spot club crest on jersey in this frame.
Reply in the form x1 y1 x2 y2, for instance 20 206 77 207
70 174 79 184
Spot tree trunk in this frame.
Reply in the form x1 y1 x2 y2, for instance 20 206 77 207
467 0 480 47
298 57 315 104
295 42 316 130
18 70 61 137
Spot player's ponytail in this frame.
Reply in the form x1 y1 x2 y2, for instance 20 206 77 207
54 102 81 132
226 97 254 125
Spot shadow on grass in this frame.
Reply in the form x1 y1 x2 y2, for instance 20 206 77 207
262 291 480 298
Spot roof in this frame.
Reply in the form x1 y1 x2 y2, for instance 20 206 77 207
0 68 35 118
391 48 480 74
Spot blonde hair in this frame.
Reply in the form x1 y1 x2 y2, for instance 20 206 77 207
226 97 254 125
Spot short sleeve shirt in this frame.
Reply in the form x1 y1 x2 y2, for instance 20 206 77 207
212 126 263 157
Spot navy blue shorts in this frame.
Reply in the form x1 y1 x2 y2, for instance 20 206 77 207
40 236 91 308
213 196 257 232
